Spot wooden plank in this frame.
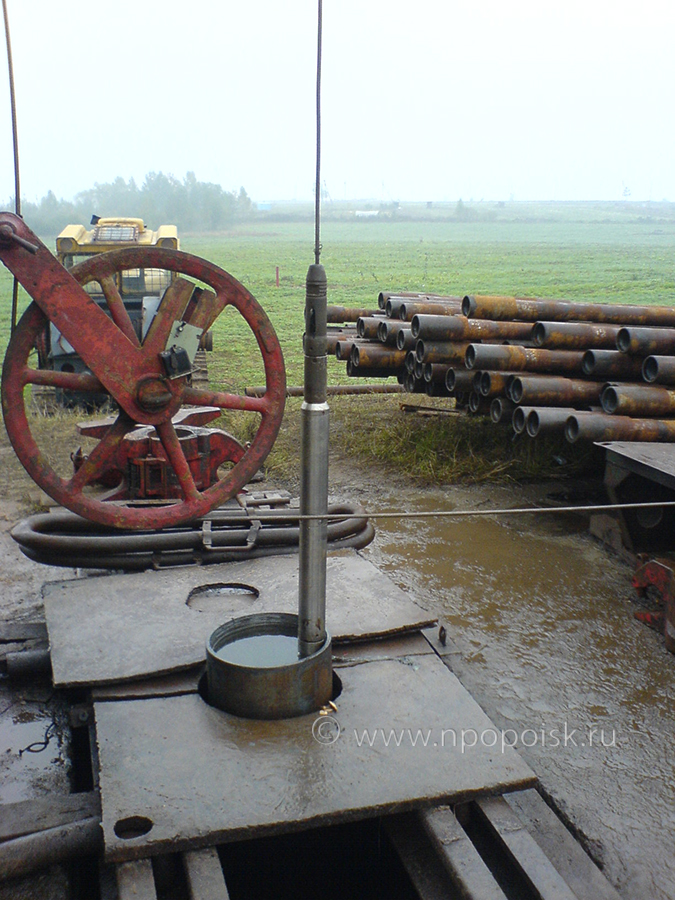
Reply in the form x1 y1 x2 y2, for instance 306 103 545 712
421 806 508 900
184 847 230 900
383 812 461 900
475 797 579 900
506 789 622 900
116 859 157 900
0 791 100 841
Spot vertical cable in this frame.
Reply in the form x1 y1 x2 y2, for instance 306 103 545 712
314 0 322 264
2 0 21 332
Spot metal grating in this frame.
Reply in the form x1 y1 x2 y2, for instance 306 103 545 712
94 225 139 242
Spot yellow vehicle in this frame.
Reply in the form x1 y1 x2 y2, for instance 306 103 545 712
39 217 190 406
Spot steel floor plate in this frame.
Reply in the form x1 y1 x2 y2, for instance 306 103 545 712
43 551 435 687
95 652 536 862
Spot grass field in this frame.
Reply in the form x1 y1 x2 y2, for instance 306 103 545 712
1 201 675 492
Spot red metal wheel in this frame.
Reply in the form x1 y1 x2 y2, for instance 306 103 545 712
1 246 286 529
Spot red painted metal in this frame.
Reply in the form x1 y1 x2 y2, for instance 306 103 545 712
0 213 286 529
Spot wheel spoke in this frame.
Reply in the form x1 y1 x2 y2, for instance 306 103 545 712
155 421 201 502
23 367 104 392
184 287 227 333
182 385 268 414
99 276 140 346
67 415 135 493
142 277 196 354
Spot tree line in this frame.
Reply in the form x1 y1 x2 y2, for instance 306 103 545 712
6 172 254 236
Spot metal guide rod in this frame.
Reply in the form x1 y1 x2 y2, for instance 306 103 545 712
298 0 328 658
298 263 329 657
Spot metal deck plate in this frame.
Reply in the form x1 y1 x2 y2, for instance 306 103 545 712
599 440 675 489
95 653 536 862
43 551 436 687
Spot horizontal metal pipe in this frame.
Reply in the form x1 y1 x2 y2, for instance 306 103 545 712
524 407 578 437
426 381 453 398
345 359 400 379
405 351 417 373
512 405 537 434
396 328 416 351
566 413 675 443
335 339 360 360
350 344 407 369
532 321 622 350
511 375 604 406
601 384 675 417
378 320 411 347
327 306 378 323
581 349 645 378
398 299 462 321
616 326 675 356
414 358 424 380
643 356 675 385
404 373 427 393
412 314 532 342
423 363 451 384
479 370 518 397
464 294 675 326
465 344 586 373
246 384 402 397
0 818 102 881
415 339 471 365
378 291 454 309
445 368 476 393
490 396 516 423
357 317 382 339
385 298 406 318
468 393 491 415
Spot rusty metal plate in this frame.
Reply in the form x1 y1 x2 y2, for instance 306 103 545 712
95 653 536 862
43 551 436 687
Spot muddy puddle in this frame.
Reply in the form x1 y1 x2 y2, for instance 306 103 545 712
350 480 675 899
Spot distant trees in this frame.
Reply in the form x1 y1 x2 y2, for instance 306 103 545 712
9 172 253 235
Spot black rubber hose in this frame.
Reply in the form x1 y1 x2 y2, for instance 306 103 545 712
12 503 375 570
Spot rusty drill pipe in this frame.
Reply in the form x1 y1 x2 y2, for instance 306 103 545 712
335 339 362 361
328 306 379 324
404 373 427 393
415 339 472 365
601 384 675 417
490 397 516 424
378 320 411 347
411 314 532 343
472 370 484 392
465 343 586 374
445 368 477 393
385 298 407 318
524 407 578 438
581 349 645 379
399 299 462 321
468 392 492 415
426 381 453 398
350 344 407 370
532 321 622 350
424 363 451 384
616 326 675 356
396 328 417 351
378 291 452 309
643 356 675 385
405 351 417 374
357 317 383 339
479 370 518 397
512 406 546 435
464 294 675 327
345 359 399 379
566 413 675 444
511 375 604 407
414 359 425 380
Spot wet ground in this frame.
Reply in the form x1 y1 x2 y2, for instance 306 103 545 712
1 467 674 898
330 467 675 900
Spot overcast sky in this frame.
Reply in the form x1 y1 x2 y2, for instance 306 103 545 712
1 0 673 204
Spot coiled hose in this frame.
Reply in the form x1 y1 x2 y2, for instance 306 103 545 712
12 502 375 571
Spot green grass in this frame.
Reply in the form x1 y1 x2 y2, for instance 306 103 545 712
2 201 675 488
